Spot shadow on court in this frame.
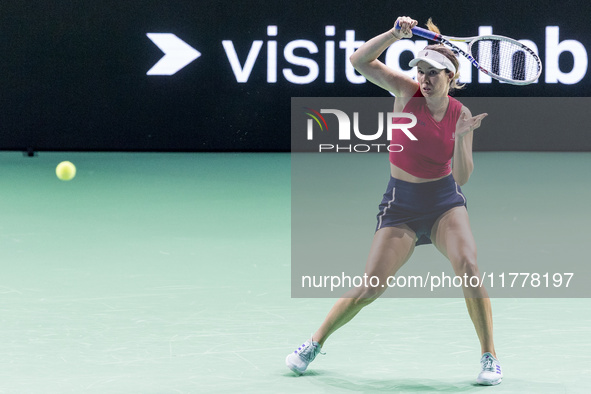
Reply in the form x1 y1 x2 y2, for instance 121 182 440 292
289 371 482 392
283 369 573 393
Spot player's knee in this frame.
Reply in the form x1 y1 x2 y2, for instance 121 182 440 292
453 253 480 277
352 286 384 307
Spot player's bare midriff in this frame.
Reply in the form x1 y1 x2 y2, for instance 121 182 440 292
390 163 449 183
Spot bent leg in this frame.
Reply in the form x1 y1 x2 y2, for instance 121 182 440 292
431 206 496 357
313 225 416 346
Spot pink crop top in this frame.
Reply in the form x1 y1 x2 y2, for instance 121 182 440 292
389 87 463 179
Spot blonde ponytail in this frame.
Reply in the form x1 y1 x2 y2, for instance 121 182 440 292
426 18 441 34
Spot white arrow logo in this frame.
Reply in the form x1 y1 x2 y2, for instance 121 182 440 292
146 33 201 76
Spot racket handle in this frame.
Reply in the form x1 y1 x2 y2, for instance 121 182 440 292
394 21 440 41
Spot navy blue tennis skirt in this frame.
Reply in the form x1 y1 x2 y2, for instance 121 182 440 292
376 174 467 246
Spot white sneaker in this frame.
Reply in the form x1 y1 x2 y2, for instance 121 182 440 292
476 352 503 385
286 340 323 375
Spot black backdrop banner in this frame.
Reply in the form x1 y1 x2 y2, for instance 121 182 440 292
1 0 589 152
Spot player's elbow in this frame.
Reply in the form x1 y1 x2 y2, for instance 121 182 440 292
349 52 361 70
455 175 470 186
453 165 473 186
350 49 370 71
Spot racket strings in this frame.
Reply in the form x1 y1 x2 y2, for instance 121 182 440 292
471 39 540 82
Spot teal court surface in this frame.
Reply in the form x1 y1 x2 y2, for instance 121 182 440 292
0 151 589 393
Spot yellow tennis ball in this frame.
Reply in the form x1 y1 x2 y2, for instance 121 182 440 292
56 161 76 181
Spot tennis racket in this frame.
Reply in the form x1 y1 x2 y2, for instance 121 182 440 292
396 24 542 85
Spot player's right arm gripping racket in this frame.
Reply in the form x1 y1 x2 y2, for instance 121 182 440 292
398 24 543 85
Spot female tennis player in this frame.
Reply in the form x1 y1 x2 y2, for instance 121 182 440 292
286 16 502 386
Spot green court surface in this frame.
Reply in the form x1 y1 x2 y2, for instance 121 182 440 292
0 151 589 393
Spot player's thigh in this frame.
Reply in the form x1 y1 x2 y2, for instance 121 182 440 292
431 206 477 268
365 224 416 281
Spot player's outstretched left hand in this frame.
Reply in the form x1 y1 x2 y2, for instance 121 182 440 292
456 112 488 138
